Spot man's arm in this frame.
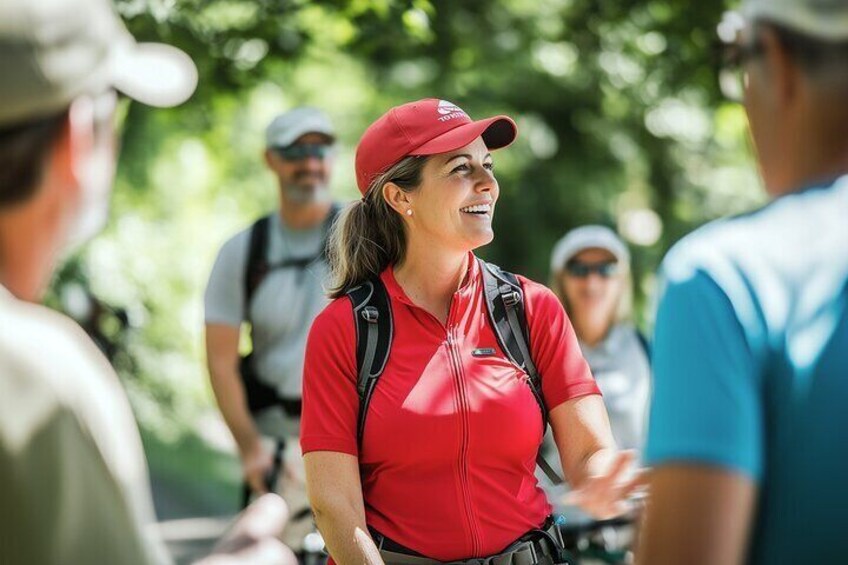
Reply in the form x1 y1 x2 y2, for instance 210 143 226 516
205 323 269 494
636 465 757 565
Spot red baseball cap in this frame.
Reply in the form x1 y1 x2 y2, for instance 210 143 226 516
355 98 518 195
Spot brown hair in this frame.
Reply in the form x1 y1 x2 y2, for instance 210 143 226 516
0 111 67 208
326 156 428 298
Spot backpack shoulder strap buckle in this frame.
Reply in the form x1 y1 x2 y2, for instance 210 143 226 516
500 285 522 308
361 306 379 324
346 277 393 450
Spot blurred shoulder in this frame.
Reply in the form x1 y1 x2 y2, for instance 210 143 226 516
216 217 260 257
662 178 848 285
0 294 119 449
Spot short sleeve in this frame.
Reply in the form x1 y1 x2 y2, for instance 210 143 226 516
520 277 601 412
300 298 360 456
204 234 248 327
645 270 763 480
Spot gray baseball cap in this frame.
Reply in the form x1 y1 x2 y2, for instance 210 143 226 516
550 225 630 273
742 0 848 41
265 107 335 148
0 0 198 128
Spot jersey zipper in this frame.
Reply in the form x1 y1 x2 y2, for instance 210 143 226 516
445 299 482 557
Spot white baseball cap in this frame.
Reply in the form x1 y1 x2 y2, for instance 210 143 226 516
742 0 848 41
265 107 336 148
550 225 630 273
0 0 198 127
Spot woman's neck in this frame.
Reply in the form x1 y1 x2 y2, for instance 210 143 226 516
393 240 469 326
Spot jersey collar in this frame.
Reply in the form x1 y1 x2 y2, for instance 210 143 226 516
380 251 480 309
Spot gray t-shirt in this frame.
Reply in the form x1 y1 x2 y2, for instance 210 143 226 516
540 322 651 518
204 212 332 402
578 323 651 453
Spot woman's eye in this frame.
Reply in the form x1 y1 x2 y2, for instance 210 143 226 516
452 163 470 174
484 162 494 171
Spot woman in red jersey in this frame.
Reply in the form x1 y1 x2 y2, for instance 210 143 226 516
300 99 642 564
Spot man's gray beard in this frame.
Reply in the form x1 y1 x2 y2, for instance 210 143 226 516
283 182 330 205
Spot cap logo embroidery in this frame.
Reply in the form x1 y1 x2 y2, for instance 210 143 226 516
436 99 468 123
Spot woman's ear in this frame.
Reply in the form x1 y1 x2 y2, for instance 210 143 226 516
382 181 413 216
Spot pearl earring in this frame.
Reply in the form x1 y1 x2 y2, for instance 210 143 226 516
406 209 413 216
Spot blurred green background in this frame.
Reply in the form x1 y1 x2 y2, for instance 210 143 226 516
46 0 761 515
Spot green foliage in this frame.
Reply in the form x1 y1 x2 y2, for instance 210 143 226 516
53 0 763 439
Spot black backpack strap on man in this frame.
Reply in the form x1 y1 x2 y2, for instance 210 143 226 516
636 330 651 365
239 204 341 416
243 204 341 311
347 259 564 485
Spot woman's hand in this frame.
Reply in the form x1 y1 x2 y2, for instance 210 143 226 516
564 449 647 519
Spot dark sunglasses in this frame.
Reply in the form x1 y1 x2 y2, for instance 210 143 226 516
564 260 619 279
272 143 334 161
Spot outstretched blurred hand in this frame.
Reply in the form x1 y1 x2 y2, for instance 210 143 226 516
198 493 296 565
564 450 647 520
242 440 275 495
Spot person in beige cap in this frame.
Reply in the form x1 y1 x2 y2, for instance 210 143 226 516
0 0 294 563
204 107 340 553
638 1 848 564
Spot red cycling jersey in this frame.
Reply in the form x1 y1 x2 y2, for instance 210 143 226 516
301 254 600 561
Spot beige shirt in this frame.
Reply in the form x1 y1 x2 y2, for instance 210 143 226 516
0 285 169 564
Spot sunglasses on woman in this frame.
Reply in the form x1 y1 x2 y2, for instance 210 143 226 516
564 260 619 278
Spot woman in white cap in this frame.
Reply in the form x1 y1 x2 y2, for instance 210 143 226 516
549 226 651 454
299 100 642 564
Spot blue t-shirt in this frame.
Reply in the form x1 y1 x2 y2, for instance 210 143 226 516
646 176 848 564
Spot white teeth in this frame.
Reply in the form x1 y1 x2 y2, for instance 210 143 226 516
460 204 492 214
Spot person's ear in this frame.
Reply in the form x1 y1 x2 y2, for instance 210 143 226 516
759 26 800 110
46 98 96 200
264 148 277 169
382 182 413 217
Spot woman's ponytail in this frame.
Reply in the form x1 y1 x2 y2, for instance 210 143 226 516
326 155 427 298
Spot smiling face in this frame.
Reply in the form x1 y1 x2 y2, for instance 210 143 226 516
394 136 498 253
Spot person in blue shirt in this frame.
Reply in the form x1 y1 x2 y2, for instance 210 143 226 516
638 1 848 564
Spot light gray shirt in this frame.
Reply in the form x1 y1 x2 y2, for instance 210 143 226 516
578 323 651 453
204 212 331 402
539 322 651 518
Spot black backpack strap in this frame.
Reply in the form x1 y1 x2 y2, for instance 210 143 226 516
260 204 342 278
480 258 564 486
636 330 651 365
480 259 545 418
243 215 272 315
239 209 340 416
347 278 393 451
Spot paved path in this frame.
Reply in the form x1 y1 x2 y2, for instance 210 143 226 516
151 469 238 564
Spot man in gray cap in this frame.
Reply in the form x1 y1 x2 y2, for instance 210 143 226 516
638 1 848 563
0 0 293 563
204 107 340 551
